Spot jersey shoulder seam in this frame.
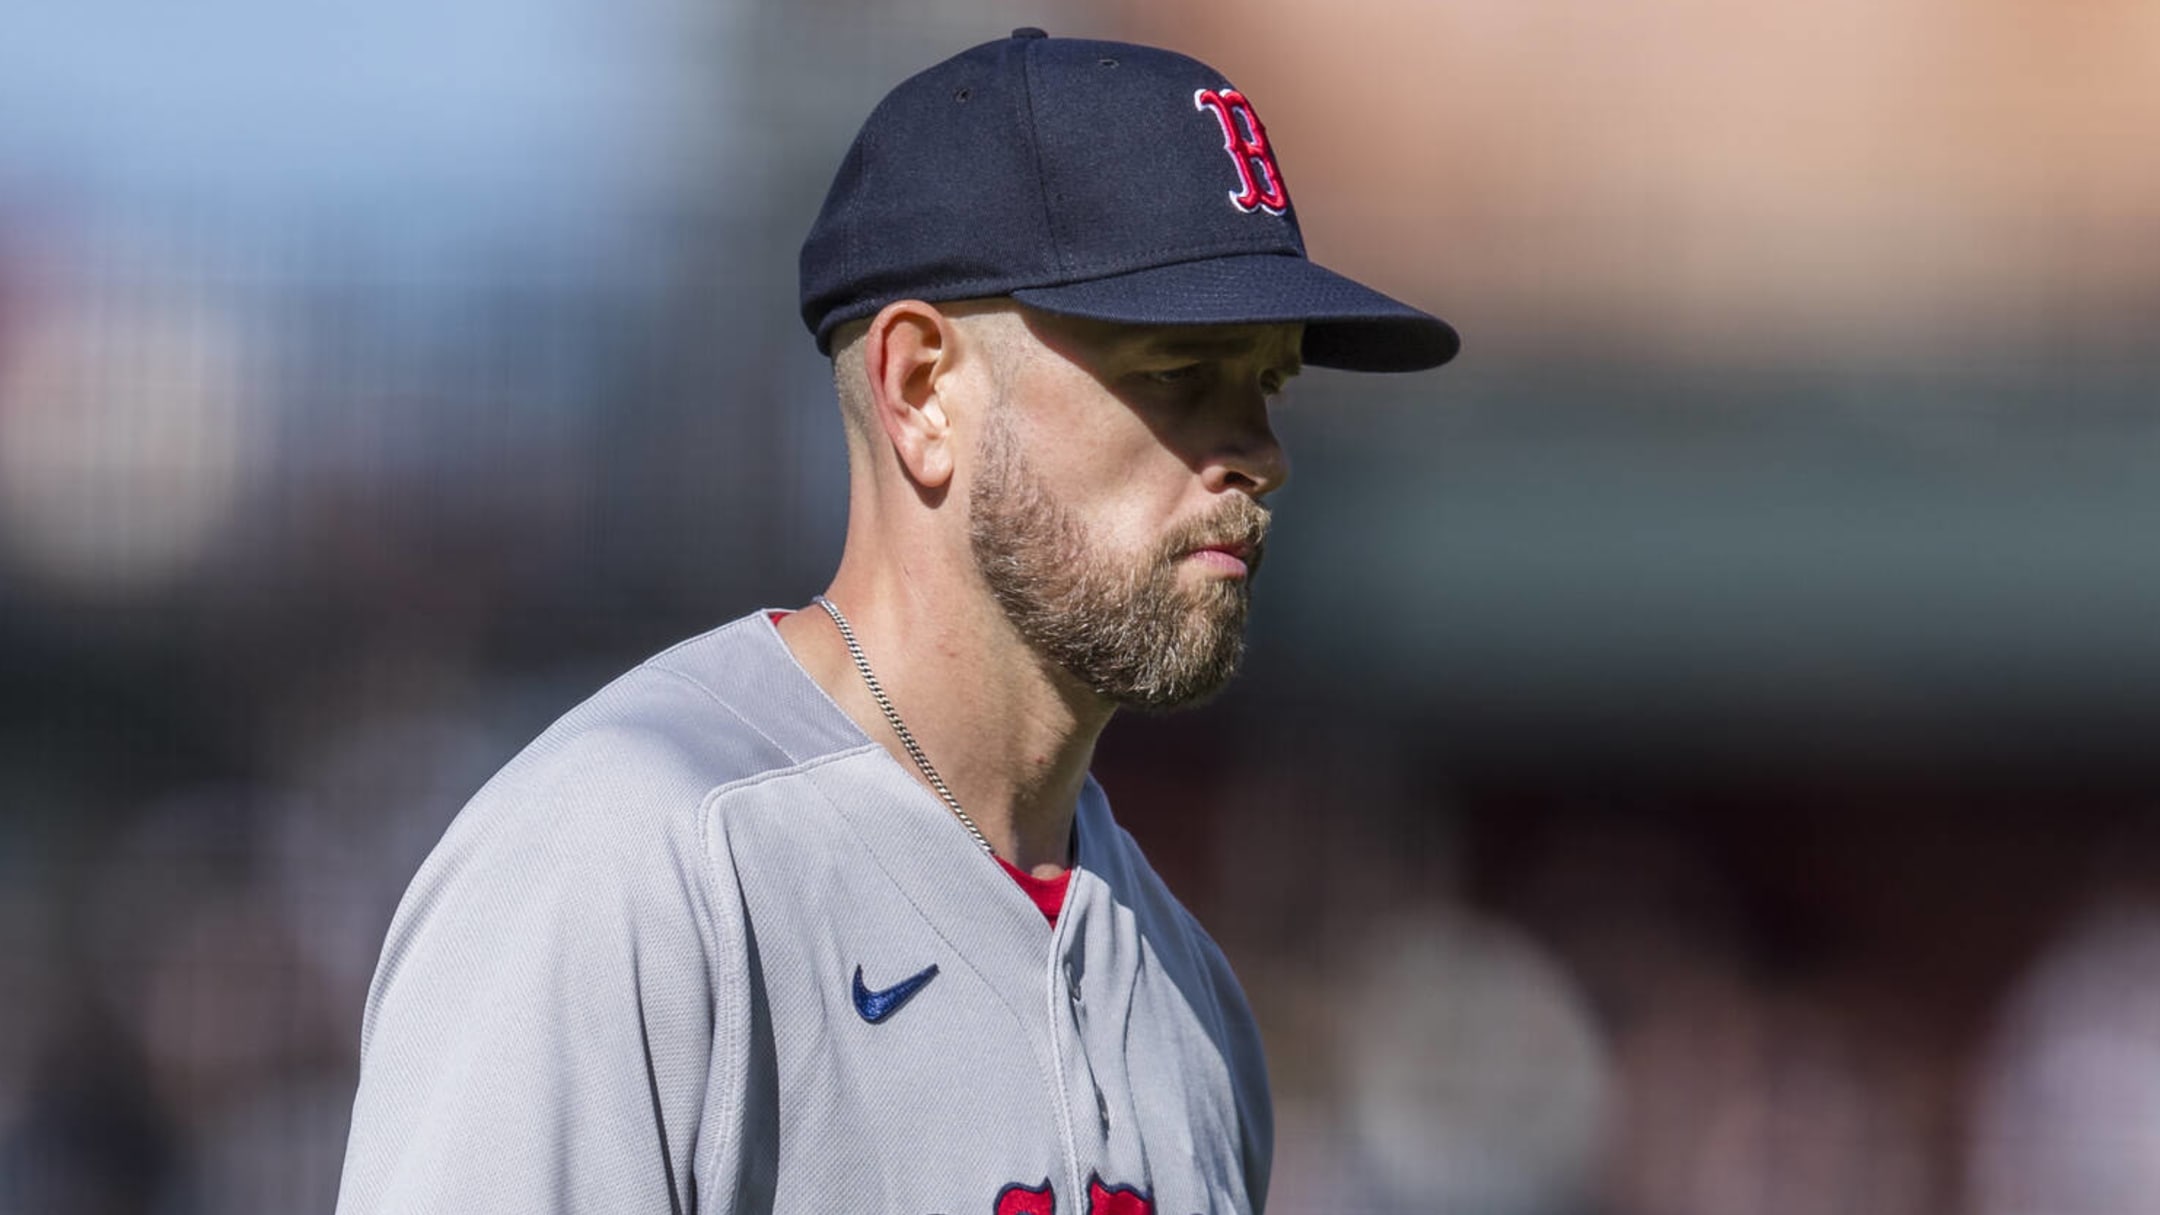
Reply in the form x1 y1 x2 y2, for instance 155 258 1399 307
639 640 859 772
640 662 789 747
705 739 885 804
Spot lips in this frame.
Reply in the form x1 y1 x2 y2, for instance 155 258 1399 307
1184 537 1262 578
1172 499 1270 578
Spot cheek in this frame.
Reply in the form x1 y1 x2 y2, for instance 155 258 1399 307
1081 485 1194 575
1008 382 1188 545
1045 430 1188 546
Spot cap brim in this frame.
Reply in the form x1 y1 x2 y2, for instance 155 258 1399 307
1009 252 1459 373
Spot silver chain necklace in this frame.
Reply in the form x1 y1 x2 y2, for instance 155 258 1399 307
813 595 996 857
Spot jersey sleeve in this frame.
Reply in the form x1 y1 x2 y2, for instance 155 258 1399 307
334 725 767 1213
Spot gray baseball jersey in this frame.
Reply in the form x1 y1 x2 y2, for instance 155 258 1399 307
335 610 1272 1213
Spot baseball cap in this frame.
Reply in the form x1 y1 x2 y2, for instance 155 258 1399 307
799 28 1459 373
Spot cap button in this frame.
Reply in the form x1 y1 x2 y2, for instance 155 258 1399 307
1011 27 1048 39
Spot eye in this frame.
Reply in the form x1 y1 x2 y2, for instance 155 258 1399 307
1145 364 1204 385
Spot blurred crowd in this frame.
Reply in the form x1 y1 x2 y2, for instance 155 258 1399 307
8 0 2160 1211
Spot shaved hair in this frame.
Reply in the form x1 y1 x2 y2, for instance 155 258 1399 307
829 321 877 448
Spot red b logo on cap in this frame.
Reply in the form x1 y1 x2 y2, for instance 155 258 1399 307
1194 88 1289 216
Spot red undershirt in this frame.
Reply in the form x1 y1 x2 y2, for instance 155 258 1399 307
772 609 1072 926
996 857 1073 926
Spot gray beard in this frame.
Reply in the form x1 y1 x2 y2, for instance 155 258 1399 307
967 411 1269 712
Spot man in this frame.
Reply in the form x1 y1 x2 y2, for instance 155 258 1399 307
336 28 1456 1215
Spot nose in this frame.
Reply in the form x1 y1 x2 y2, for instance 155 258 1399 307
1202 392 1291 498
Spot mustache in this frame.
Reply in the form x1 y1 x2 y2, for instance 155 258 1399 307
1162 497 1271 577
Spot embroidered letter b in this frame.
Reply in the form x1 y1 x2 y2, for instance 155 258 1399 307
1194 88 1289 215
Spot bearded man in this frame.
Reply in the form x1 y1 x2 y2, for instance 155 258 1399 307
335 29 1455 1215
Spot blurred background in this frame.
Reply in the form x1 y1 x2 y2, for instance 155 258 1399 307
5 0 2160 1210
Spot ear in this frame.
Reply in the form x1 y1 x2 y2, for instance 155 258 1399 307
859 300 963 489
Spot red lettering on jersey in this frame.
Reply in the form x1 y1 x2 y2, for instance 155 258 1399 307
989 1176 1156 1214
995 1180 1057 1215
1087 1174 1156 1215
1194 88 1289 215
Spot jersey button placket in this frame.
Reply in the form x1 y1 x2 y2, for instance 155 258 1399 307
1058 948 1110 1136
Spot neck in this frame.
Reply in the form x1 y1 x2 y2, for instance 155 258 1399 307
776 560 1111 875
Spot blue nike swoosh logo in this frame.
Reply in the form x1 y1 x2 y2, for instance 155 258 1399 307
852 962 939 1023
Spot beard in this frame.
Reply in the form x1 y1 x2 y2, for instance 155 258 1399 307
967 411 1270 712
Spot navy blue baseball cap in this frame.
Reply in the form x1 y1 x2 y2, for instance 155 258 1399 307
799 29 1459 373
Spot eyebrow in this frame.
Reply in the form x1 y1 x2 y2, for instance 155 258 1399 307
1142 334 1304 374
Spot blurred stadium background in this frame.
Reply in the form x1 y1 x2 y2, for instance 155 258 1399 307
6 0 2160 1210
